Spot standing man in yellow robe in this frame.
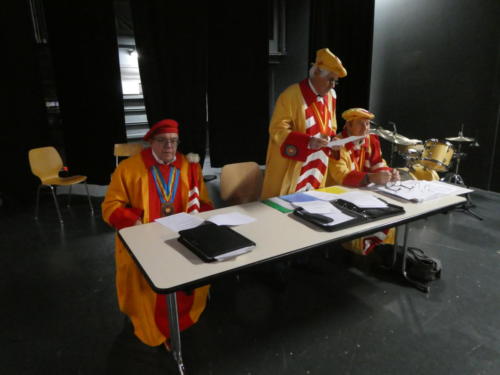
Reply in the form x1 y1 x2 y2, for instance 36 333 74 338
102 119 213 347
328 108 399 254
261 48 347 199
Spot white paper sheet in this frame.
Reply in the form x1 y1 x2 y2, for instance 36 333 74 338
375 180 473 202
334 191 388 208
155 212 204 233
327 135 366 147
207 212 256 226
293 200 339 214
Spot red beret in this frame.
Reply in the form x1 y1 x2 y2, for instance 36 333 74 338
143 119 179 141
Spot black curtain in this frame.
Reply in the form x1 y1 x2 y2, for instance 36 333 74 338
43 0 126 185
207 1 269 167
309 0 375 124
1 1 50 208
130 0 209 163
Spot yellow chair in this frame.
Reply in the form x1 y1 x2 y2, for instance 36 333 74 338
114 142 143 166
28 146 94 223
220 162 263 206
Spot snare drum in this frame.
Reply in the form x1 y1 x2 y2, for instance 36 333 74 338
396 164 439 181
420 139 454 172
409 163 439 181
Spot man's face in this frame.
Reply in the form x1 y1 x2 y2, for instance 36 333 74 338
346 119 370 137
311 70 339 96
149 133 179 163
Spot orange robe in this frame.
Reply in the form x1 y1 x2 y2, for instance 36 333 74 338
102 148 213 346
261 79 338 199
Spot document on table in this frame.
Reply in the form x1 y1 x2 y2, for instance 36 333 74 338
333 191 388 208
327 135 366 147
375 180 473 202
156 211 256 232
155 212 204 232
207 212 256 226
280 192 318 203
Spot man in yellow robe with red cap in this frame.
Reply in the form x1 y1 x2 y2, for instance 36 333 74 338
327 108 400 254
261 48 347 199
102 119 213 347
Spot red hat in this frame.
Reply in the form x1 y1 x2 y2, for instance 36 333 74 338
143 119 179 141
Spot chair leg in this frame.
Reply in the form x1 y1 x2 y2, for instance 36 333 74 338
34 185 42 220
67 185 72 207
49 185 64 224
84 182 94 215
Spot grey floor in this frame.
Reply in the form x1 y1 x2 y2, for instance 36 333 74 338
1 181 499 375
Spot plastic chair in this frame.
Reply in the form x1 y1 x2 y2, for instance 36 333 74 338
114 143 143 166
28 146 94 223
220 162 263 206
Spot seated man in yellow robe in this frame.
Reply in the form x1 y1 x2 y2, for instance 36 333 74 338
102 119 213 347
327 108 400 255
261 47 347 199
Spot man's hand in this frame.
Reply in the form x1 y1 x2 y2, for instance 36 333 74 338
308 135 329 150
390 169 400 182
368 170 392 185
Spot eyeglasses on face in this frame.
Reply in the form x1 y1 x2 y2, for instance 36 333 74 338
153 137 180 146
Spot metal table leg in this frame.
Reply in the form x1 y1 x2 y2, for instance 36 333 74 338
395 224 430 293
167 293 186 375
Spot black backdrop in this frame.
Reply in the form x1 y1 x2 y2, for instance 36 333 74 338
130 0 209 164
1 0 50 207
43 0 126 185
309 0 375 127
130 1 269 167
206 1 269 167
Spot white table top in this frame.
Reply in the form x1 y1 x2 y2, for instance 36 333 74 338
119 191 466 293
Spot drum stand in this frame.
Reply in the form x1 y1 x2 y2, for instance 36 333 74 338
442 143 483 220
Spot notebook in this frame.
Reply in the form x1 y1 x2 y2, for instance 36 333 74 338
178 222 256 262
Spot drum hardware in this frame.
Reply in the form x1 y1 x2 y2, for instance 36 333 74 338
442 124 482 220
372 121 422 167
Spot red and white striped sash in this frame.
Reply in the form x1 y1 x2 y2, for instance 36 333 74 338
186 161 200 213
295 97 332 192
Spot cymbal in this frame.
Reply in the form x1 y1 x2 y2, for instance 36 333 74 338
445 135 475 143
371 127 419 145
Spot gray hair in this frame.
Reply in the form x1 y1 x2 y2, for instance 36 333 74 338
309 65 330 78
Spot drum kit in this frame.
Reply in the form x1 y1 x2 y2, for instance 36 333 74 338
371 124 478 184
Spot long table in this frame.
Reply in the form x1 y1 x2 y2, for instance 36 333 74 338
118 190 466 374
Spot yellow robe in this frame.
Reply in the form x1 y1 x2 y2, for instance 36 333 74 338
327 132 395 254
102 149 212 346
261 81 338 199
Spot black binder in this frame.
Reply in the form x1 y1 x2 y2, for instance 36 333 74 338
178 222 256 262
293 198 405 232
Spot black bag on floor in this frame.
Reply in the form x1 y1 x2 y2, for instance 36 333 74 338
374 245 442 283
406 247 442 282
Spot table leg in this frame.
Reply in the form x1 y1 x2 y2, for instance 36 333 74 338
396 224 430 293
167 293 186 375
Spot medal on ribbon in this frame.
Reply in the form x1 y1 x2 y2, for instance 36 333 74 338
151 165 180 217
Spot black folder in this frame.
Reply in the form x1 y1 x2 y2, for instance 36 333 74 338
293 198 405 232
178 222 256 262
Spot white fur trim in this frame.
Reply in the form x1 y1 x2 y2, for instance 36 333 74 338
186 153 200 163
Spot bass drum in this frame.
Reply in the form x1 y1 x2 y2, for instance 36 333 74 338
396 164 439 181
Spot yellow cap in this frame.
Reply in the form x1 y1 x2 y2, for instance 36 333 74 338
342 108 375 121
315 48 347 78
